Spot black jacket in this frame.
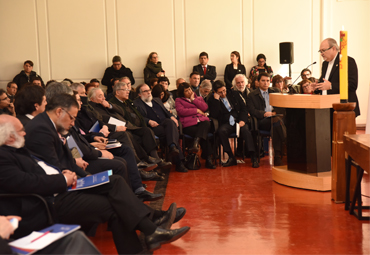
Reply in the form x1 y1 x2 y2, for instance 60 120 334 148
247 87 280 120
101 65 135 93
208 90 249 126
25 112 87 177
13 70 44 90
193 64 217 84
133 97 172 125
224 63 246 90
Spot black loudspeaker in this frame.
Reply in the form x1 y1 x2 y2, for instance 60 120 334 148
279 42 294 64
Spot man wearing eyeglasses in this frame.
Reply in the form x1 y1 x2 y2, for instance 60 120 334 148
313 38 360 117
0 89 15 116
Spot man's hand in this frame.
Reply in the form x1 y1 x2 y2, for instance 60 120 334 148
0 216 21 239
62 170 77 186
90 142 106 150
116 126 127 132
75 158 89 170
213 92 220 100
100 150 114 159
239 121 245 128
313 79 331 91
148 120 159 127
101 100 110 108
99 125 110 137
171 116 178 127
94 136 108 143
264 112 276 117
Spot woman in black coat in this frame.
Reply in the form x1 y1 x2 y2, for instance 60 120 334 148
224 51 246 91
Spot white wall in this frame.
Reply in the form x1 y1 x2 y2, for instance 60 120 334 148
0 0 368 124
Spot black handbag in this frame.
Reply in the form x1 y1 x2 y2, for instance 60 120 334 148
185 153 201 170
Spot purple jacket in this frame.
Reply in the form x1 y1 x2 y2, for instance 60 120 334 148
175 95 210 128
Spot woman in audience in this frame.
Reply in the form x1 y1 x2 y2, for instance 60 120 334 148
271 75 285 92
300 79 313 94
175 82 216 169
85 83 96 94
149 78 158 89
152 84 177 117
144 52 165 85
249 54 273 78
224 51 246 91
250 75 259 90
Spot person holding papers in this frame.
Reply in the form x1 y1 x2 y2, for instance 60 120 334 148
247 73 286 166
208 80 258 168
88 88 171 169
0 109 190 254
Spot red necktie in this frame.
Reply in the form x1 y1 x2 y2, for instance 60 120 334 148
203 66 206 75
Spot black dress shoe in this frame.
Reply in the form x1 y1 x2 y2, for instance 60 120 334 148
145 226 190 252
169 146 180 158
174 207 186 223
153 203 177 229
137 161 158 171
146 156 162 165
251 155 259 168
157 160 172 170
222 157 237 167
175 163 188 172
135 190 163 202
205 157 216 169
140 170 165 181
148 169 165 177
188 137 200 153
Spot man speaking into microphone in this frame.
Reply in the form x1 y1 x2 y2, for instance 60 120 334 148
313 38 360 117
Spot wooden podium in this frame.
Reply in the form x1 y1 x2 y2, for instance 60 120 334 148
270 94 340 191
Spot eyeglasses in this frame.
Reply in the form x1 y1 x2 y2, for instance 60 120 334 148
142 89 151 93
0 96 9 101
117 88 130 92
62 108 76 121
318 46 332 54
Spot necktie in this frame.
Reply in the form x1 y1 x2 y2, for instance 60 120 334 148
263 91 271 112
221 98 235 126
203 66 207 75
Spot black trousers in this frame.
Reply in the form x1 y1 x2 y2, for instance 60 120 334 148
129 127 157 154
109 131 148 161
217 122 255 155
54 175 152 254
152 118 184 160
183 121 212 157
258 117 285 156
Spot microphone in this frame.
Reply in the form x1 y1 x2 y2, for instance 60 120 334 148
290 61 317 86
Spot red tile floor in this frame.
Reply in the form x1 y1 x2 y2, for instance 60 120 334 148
91 131 370 255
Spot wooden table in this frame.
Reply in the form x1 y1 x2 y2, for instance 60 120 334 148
343 134 370 220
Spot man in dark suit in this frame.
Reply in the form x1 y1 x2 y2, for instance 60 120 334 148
194 79 212 103
0 114 190 254
192 52 217 84
189 72 201 91
133 83 188 172
208 80 258 168
88 88 171 169
313 38 360 117
247 73 286 166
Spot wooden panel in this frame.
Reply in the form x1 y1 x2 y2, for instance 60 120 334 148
270 94 340 109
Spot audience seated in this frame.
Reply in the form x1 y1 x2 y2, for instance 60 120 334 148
300 79 314 94
85 83 96 94
194 79 212 103
12 60 44 90
152 84 177 118
144 52 165 85
90 78 101 88
224 51 247 91
250 75 259 90
5 82 17 103
89 88 171 169
0 114 190 254
171 78 185 100
208 80 258 168
102 55 135 94
247 73 286 166
193 52 217 84
175 82 216 170
0 89 15 116
189 71 201 91
149 77 159 89
134 83 188 172
271 74 296 93
15 85 46 127
31 76 44 88
249 54 273 78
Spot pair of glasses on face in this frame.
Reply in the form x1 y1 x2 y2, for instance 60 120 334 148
318 46 332 54
118 88 130 92
62 108 76 121
0 96 8 101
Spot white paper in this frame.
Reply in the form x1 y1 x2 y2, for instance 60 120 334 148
236 123 240 138
108 117 126 127
9 231 64 250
